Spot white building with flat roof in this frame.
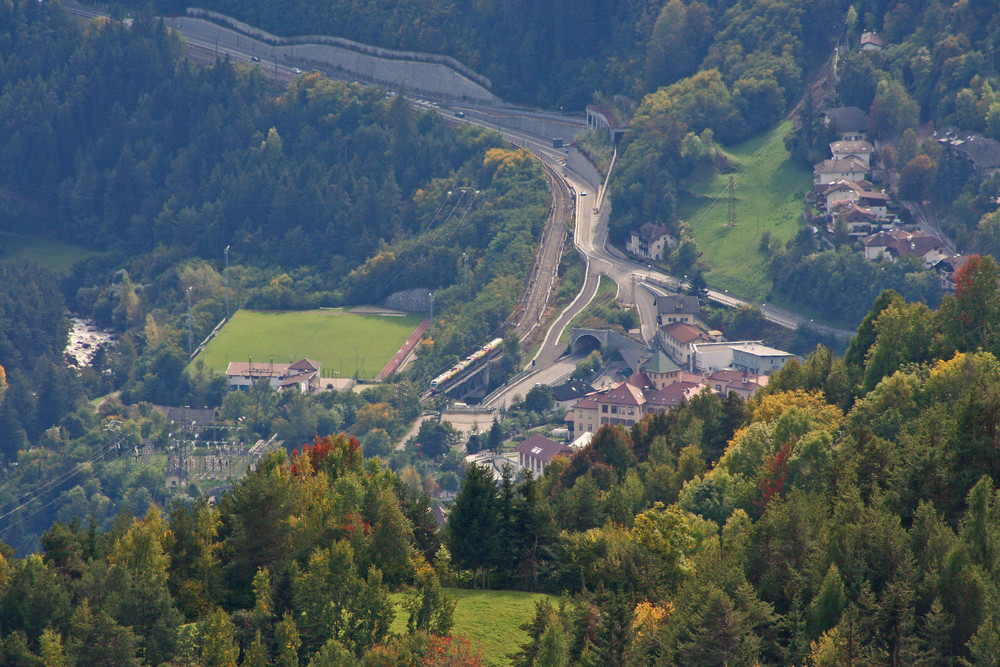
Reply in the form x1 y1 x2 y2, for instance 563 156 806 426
729 343 794 374
692 341 755 373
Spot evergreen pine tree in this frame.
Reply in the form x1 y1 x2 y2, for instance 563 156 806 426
446 464 498 588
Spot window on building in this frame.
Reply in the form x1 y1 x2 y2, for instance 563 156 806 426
628 407 634 415
611 406 617 414
602 405 608 413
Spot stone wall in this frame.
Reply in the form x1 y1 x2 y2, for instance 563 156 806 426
383 288 431 313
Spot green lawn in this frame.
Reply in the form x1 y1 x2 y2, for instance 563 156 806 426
678 120 812 301
390 587 557 666
194 309 425 379
0 231 101 272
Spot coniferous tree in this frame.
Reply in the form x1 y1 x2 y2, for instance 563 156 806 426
446 464 498 588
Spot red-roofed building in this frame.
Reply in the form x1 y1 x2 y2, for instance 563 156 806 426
515 434 573 476
565 374 711 438
706 369 768 400
860 31 886 51
657 321 716 370
565 381 647 438
226 358 322 393
644 380 707 415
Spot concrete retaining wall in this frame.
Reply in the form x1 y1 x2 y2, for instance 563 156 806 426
463 107 587 144
567 146 602 191
172 14 500 104
188 8 492 89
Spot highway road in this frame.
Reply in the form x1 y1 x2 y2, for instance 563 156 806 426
64 3 855 403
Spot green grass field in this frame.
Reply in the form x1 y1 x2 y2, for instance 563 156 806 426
0 231 101 272
195 309 425 379
678 120 812 301
390 587 557 666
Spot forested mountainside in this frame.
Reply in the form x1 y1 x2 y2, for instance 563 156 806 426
108 0 1000 324
2 0 1000 664
126 0 848 112
4 271 1000 664
0 1 544 552
131 0 657 108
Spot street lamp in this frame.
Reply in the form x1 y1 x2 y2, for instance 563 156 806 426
187 286 194 358
224 245 231 321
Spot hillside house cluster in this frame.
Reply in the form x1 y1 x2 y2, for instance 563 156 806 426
811 107 972 291
564 348 769 440
813 107 896 239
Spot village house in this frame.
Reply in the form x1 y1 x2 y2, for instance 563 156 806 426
654 294 704 327
822 107 870 142
692 340 793 375
565 372 710 438
829 140 874 167
934 126 1000 177
706 369 768 400
860 31 887 51
643 380 707 415
657 321 716 370
551 378 596 407
815 180 864 212
814 157 869 185
932 255 970 291
565 381 646 437
817 180 890 218
831 201 880 237
861 229 945 264
626 222 677 260
225 358 323 393
515 434 573 476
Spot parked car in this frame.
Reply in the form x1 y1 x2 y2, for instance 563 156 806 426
251 56 261 62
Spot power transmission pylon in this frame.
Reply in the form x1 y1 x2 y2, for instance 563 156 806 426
727 175 737 228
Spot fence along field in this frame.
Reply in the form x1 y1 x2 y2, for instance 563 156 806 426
195 308 426 380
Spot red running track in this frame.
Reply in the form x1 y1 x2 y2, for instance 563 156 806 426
375 318 430 381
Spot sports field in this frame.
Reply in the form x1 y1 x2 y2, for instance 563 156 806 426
195 308 426 379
